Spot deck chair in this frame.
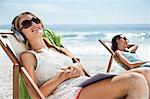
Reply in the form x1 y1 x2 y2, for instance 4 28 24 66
98 39 131 72
0 31 45 99
0 30 90 98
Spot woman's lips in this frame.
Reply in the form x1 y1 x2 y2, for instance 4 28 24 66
32 27 40 32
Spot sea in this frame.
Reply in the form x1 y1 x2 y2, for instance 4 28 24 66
44 24 150 56
0 24 150 98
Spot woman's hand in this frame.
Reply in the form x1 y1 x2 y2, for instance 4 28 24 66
127 44 138 53
66 66 81 79
62 64 85 79
52 69 70 83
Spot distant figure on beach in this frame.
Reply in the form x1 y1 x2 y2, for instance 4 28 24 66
111 34 150 68
11 11 150 99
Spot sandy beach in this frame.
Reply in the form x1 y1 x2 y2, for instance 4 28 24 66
0 49 13 99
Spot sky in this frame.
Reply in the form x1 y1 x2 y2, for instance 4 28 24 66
0 0 150 25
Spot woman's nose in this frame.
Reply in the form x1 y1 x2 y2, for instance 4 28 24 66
31 21 38 27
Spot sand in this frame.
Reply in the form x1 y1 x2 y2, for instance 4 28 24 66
0 53 13 99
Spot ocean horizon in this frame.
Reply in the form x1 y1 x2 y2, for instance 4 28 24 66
1 24 150 32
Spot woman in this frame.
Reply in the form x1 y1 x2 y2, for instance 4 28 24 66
111 34 150 68
11 12 150 99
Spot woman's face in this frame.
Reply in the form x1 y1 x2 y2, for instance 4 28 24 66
116 35 128 49
18 14 43 41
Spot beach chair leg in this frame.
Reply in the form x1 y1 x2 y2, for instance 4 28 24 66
107 55 113 72
13 63 19 99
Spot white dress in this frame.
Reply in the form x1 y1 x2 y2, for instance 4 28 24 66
28 48 89 99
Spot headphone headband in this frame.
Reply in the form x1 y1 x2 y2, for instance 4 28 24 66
11 23 25 43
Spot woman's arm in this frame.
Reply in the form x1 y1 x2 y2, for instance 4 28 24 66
40 70 69 97
20 52 69 97
127 44 138 53
115 50 146 68
60 63 86 79
40 64 86 96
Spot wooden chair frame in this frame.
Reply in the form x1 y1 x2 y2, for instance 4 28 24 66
98 39 131 72
0 31 46 99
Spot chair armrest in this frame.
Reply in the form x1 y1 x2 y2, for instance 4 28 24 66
20 67 46 99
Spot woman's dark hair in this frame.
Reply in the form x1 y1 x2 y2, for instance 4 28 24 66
111 34 122 51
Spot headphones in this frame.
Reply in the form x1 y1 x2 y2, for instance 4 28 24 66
11 24 25 43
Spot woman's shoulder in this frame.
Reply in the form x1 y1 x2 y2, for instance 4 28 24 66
20 50 36 55
115 50 122 54
20 50 41 60
20 50 35 58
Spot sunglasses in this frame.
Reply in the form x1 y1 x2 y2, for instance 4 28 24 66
119 35 129 42
20 17 41 30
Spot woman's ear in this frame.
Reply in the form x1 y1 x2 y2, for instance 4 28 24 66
11 26 25 43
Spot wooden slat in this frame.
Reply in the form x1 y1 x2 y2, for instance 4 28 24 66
13 64 19 99
0 36 19 64
20 67 46 99
98 39 115 55
107 55 114 72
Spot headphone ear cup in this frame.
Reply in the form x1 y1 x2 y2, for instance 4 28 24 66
11 27 25 42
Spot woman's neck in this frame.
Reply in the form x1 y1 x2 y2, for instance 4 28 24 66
118 46 126 51
28 38 48 51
